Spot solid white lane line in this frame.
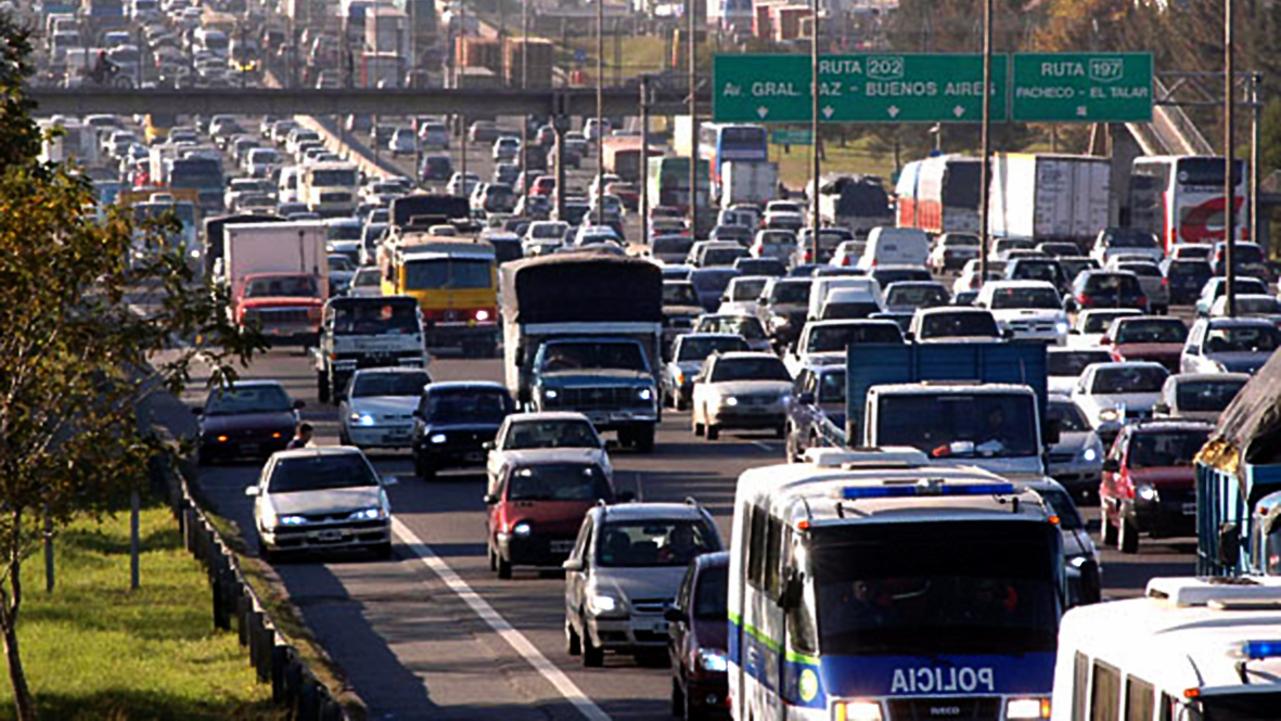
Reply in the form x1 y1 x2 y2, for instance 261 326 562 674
390 518 611 721
750 440 777 452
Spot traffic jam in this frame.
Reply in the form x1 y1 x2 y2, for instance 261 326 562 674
35 0 1281 718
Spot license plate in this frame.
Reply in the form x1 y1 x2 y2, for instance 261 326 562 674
316 529 343 542
1182 503 1197 516
549 540 575 553
463 451 484 462
240 443 260 454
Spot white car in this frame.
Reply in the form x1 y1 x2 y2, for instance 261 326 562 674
246 446 395 560
419 121 449 149
716 275 770 317
974 280 1069 344
1070 361 1170 439
783 319 903 376
1047 347 1114 396
492 136 520 162
690 351 793 440
348 267 383 297
446 172 479 197
485 412 611 493
1153 372 1249 423
338 368 433 449
929 233 981 272
388 127 417 156
1068 308 1144 348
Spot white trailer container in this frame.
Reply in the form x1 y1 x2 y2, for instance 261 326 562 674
673 114 696 159
988 153 1111 244
222 221 329 302
719 160 778 208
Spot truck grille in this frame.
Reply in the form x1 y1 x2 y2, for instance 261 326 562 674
557 386 647 410
1007 320 1057 334
886 697 1001 720
319 191 351 203
629 597 671 614
1048 452 1075 465
246 308 310 324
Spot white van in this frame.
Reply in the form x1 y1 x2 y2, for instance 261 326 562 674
193 28 229 57
856 226 930 271
805 275 882 321
277 165 302 204
1051 575 1281 721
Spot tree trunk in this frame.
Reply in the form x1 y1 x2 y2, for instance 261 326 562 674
0 512 35 721
1 617 35 721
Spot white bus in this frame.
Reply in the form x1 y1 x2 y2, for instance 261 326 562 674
1128 156 1247 252
1052 576 1281 721
729 447 1064 721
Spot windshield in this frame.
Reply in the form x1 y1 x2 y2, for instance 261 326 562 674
540 342 648 372
1083 274 1141 295
1105 230 1158 248
770 281 811 304
427 389 509 423
310 169 357 186
205 385 292 415
709 357 790 382
878 394 1039 458
989 286 1060 310
819 370 846 403
810 521 1059 655
920 312 999 339
886 285 948 309
1037 487 1085 531
1048 350 1112 376
690 270 739 293
1205 325 1281 353
705 247 747 265
267 454 377 493
1048 400 1091 432
351 372 430 398
1128 428 1210 468
352 269 381 287
1082 311 1136 334
596 520 718 568
1010 262 1061 283
1236 297 1281 315
1117 263 1160 278
327 223 362 241
695 315 766 340
1113 319 1187 344
403 258 492 290
730 279 768 301
694 564 728 619
676 337 748 362
503 420 599 449
506 463 611 502
1092 366 1168 394
244 276 318 298
1197 693 1281 721
1213 280 1268 298
663 282 699 306
1176 380 1246 412
808 324 902 352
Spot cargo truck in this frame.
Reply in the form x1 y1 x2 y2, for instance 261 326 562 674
500 254 663 451
814 174 893 237
222 221 328 345
719 160 778 208
988 153 1111 247
601 136 662 184
314 295 430 404
895 155 981 236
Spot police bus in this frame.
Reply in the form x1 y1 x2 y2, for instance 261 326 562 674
1052 576 1281 720
728 447 1064 721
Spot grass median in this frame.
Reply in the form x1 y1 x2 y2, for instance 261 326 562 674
0 504 279 721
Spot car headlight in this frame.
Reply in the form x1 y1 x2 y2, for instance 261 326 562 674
698 649 728 672
430 433 447 444
474 309 490 321
1136 483 1159 502
348 507 386 521
638 388 653 401
1081 446 1098 462
723 396 739 407
543 388 558 400
277 515 307 527
587 592 624 616
511 521 532 537
1098 408 1121 422
1005 697 1051 719
1055 321 1070 335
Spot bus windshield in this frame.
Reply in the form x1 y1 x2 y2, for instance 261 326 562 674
403 258 492 290
1197 692 1281 721
877 393 1039 458
809 521 1059 655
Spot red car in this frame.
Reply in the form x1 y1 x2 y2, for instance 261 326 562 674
666 551 729 720
1100 420 1211 553
484 451 626 578
530 175 556 197
1104 316 1188 373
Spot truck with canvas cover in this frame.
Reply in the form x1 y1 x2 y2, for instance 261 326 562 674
500 253 663 451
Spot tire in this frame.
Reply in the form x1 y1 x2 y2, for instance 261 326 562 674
774 423 786 439
488 543 497 572
418 459 436 482
633 426 655 453
317 371 330 404
373 542 393 560
581 618 604 667
671 678 685 719
691 413 704 437
259 543 275 563
497 554 512 579
706 423 720 441
565 617 581 656
1119 513 1140 554
338 428 351 446
1102 506 1119 546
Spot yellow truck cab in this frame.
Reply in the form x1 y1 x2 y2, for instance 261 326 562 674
379 233 499 357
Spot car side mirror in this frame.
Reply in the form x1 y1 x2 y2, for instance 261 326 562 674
244 485 260 497
483 493 497 504
482 440 495 451
663 606 687 624
1102 458 1120 473
1218 522 1241 569
1041 418 1061 446
293 399 306 410
796 392 815 405
616 491 635 503
561 558 583 573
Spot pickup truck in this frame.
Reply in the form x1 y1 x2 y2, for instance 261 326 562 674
314 296 431 404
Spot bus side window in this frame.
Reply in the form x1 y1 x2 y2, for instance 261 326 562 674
1074 652 1090 721
1090 660 1122 721
782 528 818 655
764 516 782 596
1124 676 1154 721
747 506 767 589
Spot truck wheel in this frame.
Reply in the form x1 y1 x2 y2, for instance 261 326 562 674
565 618 581 656
691 415 704 437
317 371 330 404
581 621 604 667
706 423 720 441
1119 514 1139 554
1101 509 1119 546
497 554 512 579
674 394 688 412
633 426 655 453
416 455 435 481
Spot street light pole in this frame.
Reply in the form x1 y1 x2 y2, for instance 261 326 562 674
810 0 821 264
596 0 605 223
977 0 993 286
1250 71 1260 252
520 0 529 199
1224 0 1236 318
688 0 699 238
641 75 651 247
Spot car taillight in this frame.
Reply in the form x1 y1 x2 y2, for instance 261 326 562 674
1077 293 1090 307
1161 276 1168 286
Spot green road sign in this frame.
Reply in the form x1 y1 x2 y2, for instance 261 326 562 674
1012 53 1152 122
770 128 813 145
713 53 1007 124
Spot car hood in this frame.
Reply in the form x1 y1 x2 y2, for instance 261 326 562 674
1052 431 1096 454
594 566 688 606
503 499 600 534
349 396 418 416
1080 392 1160 412
1205 351 1272 374
705 380 792 396
539 369 652 385
201 410 296 433
672 361 704 376
718 301 758 316
1048 376 1077 395
269 486 384 516
1128 466 1195 486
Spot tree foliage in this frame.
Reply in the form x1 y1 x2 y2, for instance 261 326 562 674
0 13 261 720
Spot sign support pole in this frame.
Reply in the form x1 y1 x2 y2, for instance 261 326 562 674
1225 0 1236 318
811 0 821 259
978 0 993 286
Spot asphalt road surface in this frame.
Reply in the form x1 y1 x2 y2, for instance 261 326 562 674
154 344 1194 721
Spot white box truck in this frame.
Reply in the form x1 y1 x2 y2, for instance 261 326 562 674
988 153 1111 246
222 221 329 345
720 160 778 208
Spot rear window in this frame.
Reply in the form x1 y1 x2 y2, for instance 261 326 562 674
505 464 611 502
1176 380 1245 412
1048 350 1112 376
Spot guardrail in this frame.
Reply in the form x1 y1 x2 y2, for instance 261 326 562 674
152 448 363 721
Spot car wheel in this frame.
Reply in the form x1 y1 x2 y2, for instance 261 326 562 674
497 554 512 579
338 428 351 446
691 412 704 437
774 423 786 439
633 426 655 453
418 457 436 481
671 678 685 719
581 618 603 667
706 423 720 441
1101 503 1119 546
317 371 330 403
1119 513 1139 554
675 395 688 412
259 543 275 563
565 617 581 656
487 543 497 572
373 542 393 560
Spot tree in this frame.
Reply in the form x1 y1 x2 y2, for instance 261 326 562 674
0 15 261 720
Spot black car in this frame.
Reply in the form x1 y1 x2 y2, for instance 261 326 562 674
419 153 453 182
666 551 730 720
412 382 515 480
732 257 785 278
194 380 303 463
1160 258 1213 305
